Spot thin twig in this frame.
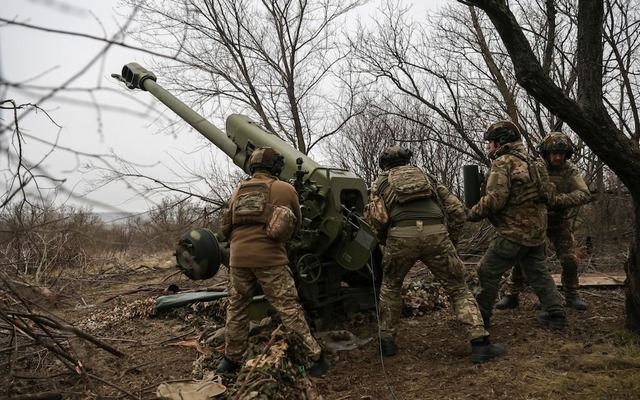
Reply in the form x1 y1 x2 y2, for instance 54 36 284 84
85 372 138 399
154 328 197 345
8 312 125 358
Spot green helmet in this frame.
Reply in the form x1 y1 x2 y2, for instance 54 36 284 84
484 120 521 145
249 146 285 176
539 132 574 159
378 145 413 170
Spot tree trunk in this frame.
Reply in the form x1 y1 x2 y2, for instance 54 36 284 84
625 199 640 332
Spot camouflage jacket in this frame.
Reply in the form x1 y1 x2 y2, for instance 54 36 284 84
547 160 590 226
467 141 548 246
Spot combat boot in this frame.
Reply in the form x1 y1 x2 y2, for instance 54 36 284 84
308 352 331 377
380 339 398 357
565 294 587 311
471 337 506 364
495 294 519 310
537 312 567 330
217 356 240 373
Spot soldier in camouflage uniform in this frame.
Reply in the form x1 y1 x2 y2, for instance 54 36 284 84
496 132 591 310
368 145 505 364
467 121 567 330
217 147 330 377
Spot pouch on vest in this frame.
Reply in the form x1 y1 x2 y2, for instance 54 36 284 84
364 194 389 233
265 205 297 242
232 181 272 226
387 165 434 203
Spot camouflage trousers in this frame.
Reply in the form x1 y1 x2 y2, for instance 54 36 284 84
504 222 580 296
476 236 565 318
224 265 322 363
379 224 488 342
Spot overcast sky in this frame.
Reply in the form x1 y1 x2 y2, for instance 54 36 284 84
1 0 447 214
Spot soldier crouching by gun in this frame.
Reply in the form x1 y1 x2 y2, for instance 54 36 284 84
365 145 506 363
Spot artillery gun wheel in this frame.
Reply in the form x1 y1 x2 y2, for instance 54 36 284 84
296 253 322 284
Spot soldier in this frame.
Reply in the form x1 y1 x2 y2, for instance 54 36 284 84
496 132 591 310
366 145 505 364
216 147 330 377
467 121 567 330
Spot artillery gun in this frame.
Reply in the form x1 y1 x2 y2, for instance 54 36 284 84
113 63 382 323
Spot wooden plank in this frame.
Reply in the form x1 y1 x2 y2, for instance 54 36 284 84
551 273 625 287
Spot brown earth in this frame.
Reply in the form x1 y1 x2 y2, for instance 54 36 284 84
2 250 640 400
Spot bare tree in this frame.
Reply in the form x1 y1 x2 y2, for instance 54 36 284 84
0 5 148 212
323 97 425 186
348 0 637 246
124 0 367 156
348 1 491 165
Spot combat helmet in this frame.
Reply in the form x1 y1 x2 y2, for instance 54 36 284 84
248 146 285 176
379 145 413 170
538 132 574 159
484 120 521 146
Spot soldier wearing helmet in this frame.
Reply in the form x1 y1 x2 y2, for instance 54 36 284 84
482 120 522 160
366 145 506 363
540 132 575 166
217 146 330 376
247 146 285 176
467 121 567 330
497 132 591 311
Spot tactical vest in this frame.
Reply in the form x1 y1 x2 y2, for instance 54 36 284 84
231 179 275 226
382 165 435 204
377 166 443 223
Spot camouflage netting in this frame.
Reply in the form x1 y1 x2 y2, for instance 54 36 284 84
166 297 229 329
195 322 322 400
78 297 157 333
402 281 449 317
182 279 455 398
399 261 481 317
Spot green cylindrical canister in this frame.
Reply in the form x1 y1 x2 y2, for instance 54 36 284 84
463 165 481 208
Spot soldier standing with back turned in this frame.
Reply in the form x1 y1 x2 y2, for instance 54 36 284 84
467 121 567 330
496 132 591 310
216 146 330 377
366 145 505 364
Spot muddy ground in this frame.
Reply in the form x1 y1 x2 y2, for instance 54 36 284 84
2 249 640 400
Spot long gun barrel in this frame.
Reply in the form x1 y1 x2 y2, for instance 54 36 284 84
114 63 382 322
118 63 237 159
117 63 323 178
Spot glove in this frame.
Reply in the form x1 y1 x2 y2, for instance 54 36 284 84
465 208 482 223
